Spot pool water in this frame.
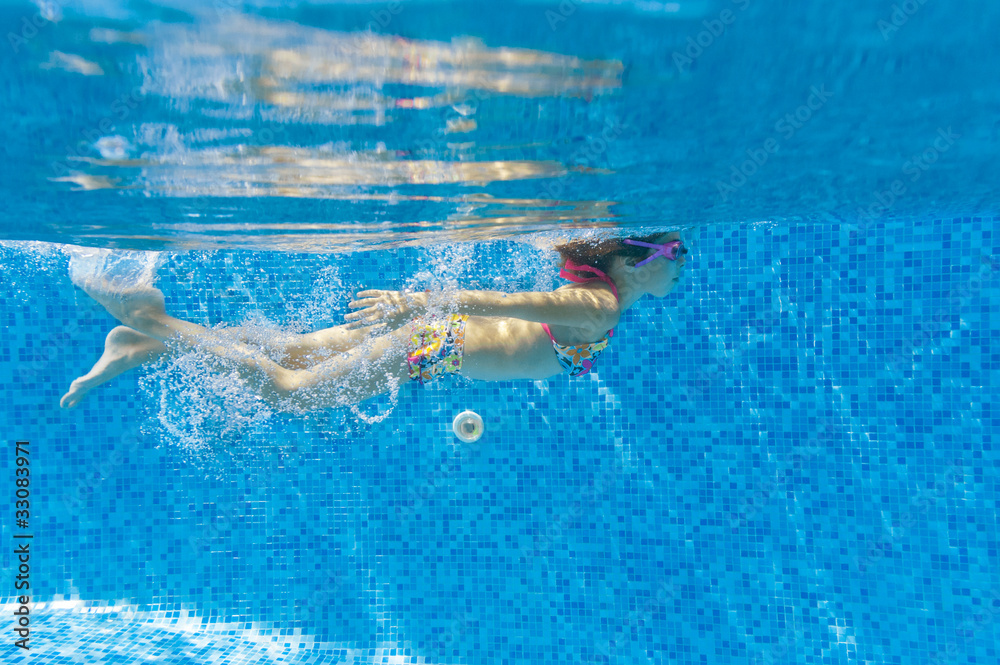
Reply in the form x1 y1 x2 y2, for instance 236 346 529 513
1 0 998 664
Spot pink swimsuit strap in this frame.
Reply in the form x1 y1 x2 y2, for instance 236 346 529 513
541 259 619 344
559 259 620 300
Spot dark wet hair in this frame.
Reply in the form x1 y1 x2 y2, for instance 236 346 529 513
554 232 672 274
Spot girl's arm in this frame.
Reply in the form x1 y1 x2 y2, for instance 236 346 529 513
345 288 619 333
453 289 619 329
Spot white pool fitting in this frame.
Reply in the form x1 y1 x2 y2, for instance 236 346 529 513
452 410 484 443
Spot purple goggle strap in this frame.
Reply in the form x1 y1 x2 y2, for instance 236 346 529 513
623 239 685 267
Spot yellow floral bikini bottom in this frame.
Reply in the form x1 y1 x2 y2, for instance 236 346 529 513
406 314 469 385
540 324 613 377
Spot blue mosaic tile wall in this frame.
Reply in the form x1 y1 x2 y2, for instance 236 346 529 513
0 217 998 664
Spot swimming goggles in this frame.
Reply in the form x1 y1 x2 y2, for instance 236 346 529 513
623 239 687 267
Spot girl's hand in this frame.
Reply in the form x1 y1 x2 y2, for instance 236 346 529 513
344 289 427 331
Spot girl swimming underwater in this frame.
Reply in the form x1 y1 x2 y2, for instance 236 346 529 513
61 232 687 411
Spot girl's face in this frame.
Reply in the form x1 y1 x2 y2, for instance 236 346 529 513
640 232 686 298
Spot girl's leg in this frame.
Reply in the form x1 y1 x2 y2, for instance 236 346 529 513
123 310 411 411
250 325 372 369
276 327 413 409
81 283 409 410
100 292 308 408
61 315 374 408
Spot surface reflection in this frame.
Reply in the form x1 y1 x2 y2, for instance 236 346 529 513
42 12 623 247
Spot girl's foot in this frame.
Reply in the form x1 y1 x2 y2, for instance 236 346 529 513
60 326 167 408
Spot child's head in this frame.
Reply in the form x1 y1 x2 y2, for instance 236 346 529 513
555 231 683 273
555 231 688 300
628 231 687 297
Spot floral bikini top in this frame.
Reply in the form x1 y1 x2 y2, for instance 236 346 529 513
539 260 619 377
